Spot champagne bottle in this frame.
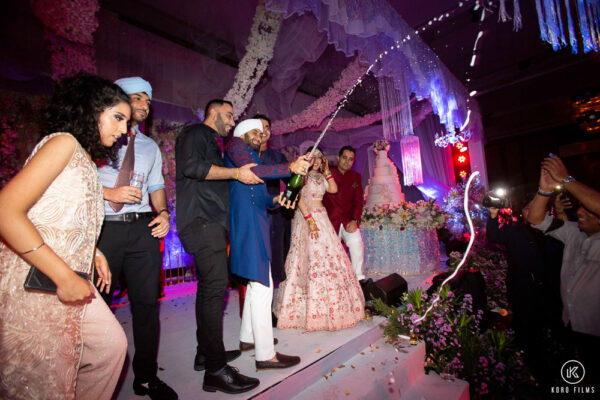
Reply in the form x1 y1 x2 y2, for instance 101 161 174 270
282 174 303 204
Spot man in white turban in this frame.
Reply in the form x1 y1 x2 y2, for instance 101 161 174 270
225 119 307 373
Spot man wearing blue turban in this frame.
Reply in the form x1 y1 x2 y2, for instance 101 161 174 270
97 76 177 400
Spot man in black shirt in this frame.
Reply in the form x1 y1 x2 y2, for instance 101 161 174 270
176 100 310 394
486 204 563 387
175 99 262 394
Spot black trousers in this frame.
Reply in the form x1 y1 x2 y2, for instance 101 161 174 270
178 219 228 373
98 217 161 382
267 209 291 283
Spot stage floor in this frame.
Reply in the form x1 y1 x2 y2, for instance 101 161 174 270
110 266 447 399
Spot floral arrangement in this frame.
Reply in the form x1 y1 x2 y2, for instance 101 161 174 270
372 139 390 152
0 92 47 188
30 0 99 80
374 285 532 398
150 120 185 214
225 2 282 119
31 0 99 45
0 120 20 188
272 57 368 134
361 199 447 230
448 243 509 311
46 35 97 81
442 176 488 236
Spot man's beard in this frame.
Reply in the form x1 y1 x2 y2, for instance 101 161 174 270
132 109 147 124
243 135 260 150
215 113 228 137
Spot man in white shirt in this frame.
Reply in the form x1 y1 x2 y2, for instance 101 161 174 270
527 153 600 385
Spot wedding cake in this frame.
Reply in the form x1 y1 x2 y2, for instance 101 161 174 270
364 149 405 208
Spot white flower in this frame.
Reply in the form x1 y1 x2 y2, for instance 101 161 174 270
224 5 282 119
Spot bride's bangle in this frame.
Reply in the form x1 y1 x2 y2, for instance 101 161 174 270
304 214 312 220
95 248 103 258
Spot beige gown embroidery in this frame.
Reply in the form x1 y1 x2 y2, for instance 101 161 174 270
0 133 104 399
275 174 365 331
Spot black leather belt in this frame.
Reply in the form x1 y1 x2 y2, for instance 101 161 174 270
104 212 155 222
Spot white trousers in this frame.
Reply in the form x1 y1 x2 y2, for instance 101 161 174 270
339 223 365 280
240 270 275 362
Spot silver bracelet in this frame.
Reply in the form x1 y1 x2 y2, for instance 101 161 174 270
20 242 46 255
95 248 103 258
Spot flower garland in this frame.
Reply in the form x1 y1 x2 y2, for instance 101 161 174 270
323 109 382 131
30 0 99 80
225 2 282 119
361 199 447 231
272 57 368 134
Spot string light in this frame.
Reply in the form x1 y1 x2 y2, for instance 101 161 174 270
413 171 480 325
307 0 478 159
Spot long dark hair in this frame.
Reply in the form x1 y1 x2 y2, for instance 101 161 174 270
42 73 130 163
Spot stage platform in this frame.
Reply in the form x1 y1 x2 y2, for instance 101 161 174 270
111 261 468 399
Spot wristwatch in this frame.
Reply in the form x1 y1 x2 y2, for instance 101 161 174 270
562 175 575 184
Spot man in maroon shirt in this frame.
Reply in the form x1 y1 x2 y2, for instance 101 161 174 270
323 145 365 280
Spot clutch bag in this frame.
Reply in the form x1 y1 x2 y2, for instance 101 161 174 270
24 266 89 292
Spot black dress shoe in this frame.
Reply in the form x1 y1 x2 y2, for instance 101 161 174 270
240 338 278 351
133 376 178 400
194 350 242 371
203 365 260 394
255 352 301 370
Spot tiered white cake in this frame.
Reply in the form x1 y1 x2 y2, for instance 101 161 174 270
365 150 405 207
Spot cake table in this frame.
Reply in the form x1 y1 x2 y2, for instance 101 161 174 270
362 225 440 277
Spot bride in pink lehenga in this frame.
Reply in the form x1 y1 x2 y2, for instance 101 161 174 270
275 147 365 331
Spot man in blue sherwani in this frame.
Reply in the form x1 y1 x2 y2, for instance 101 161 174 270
224 119 303 370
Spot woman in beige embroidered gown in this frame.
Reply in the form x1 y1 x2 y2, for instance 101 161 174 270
0 74 129 399
275 147 365 331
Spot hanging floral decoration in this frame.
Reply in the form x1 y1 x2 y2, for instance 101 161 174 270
324 109 383 132
30 0 100 80
272 57 368 134
225 2 282 119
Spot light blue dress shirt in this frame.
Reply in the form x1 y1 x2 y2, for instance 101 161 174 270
98 125 165 215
